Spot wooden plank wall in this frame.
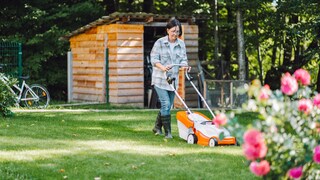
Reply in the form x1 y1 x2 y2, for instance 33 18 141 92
174 25 199 108
69 23 197 108
70 27 105 102
102 24 144 107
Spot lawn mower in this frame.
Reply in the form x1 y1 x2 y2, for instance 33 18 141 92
166 64 237 147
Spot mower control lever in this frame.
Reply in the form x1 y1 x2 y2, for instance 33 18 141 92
166 76 175 84
164 64 192 114
163 64 189 83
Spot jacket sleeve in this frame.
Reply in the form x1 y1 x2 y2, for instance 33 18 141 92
150 39 161 67
179 40 188 65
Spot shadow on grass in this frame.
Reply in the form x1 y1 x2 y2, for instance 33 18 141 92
0 111 258 179
0 148 258 180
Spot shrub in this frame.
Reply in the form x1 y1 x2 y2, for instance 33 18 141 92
226 69 319 179
0 73 17 117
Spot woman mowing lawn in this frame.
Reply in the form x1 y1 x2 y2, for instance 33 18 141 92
150 17 190 139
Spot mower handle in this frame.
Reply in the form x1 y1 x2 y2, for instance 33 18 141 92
168 63 189 68
163 64 190 84
163 64 193 114
185 71 193 81
184 69 216 118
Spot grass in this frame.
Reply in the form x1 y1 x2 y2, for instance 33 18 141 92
0 108 258 180
48 101 140 110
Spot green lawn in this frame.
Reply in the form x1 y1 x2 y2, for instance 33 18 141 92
0 108 258 180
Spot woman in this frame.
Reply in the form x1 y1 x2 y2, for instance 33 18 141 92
150 17 190 138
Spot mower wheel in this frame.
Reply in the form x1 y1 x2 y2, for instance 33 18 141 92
187 134 198 144
209 138 217 147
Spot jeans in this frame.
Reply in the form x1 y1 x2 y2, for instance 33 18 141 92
154 86 175 116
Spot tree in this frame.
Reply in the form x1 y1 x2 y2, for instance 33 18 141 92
236 0 246 81
264 0 320 90
1 0 319 102
0 0 104 100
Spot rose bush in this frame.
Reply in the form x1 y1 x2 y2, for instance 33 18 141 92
226 68 319 179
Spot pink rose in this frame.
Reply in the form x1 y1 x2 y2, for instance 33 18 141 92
298 98 313 114
243 129 267 160
313 145 320 164
243 129 264 146
258 84 271 101
243 141 267 160
294 69 310 86
313 94 320 108
212 113 227 127
249 160 270 176
288 166 303 179
281 72 298 95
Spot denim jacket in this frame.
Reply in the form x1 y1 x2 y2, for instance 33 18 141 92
150 36 188 91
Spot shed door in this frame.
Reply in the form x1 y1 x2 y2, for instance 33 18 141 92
143 26 165 108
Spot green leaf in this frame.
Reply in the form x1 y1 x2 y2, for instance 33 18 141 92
219 131 225 140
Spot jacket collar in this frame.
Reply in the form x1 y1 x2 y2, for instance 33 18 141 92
163 35 181 47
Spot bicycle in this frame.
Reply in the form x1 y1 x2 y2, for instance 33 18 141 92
0 66 50 108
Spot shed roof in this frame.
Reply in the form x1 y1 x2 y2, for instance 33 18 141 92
63 12 207 39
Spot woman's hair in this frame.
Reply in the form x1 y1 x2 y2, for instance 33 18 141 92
166 17 182 37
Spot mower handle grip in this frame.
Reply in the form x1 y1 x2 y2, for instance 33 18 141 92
163 64 189 84
168 64 189 68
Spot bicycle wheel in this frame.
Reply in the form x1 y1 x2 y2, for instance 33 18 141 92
23 84 50 108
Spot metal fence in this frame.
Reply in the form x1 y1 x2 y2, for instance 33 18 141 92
0 42 22 77
204 80 249 109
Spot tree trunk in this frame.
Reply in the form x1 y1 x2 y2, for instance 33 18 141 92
271 12 279 66
212 0 221 78
223 0 233 79
283 15 299 68
208 0 223 79
236 0 246 81
254 10 263 83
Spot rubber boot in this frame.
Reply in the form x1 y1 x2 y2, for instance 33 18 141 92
152 112 163 135
162 115 173 139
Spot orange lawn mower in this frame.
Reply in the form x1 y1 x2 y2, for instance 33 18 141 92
167 64 237 147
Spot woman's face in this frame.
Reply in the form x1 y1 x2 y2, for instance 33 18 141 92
167 26 180 42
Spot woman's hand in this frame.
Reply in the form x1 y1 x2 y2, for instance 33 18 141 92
156 63 171 72
183 66 191 72
163 65 172 72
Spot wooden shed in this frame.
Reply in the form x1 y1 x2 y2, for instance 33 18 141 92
65 12 204 108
